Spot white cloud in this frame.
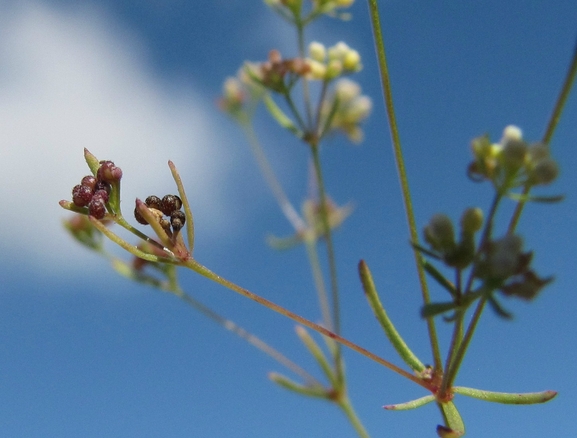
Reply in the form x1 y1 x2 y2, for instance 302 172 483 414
0 2 235 276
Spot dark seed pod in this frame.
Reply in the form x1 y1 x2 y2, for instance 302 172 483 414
145 195 162 210
134 206 148 225
161 194 182 215
170 210 186 232
88 198 106 219
92 189 109 204
94 180 112 195
97 160 123 184
80 175 97 191
72 184 93 207
159 217 171 233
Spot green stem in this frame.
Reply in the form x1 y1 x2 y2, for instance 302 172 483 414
241 122 307 232
366 0 442 372
295 17 314 129
305 239 334 331
310 141 343 378
439 194 501 396
444 295 488 391
162 267 320 386
338 395 370 438
507 42 577 234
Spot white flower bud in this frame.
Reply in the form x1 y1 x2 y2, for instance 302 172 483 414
308 41 326 62
347 96 372 120
328 42 349 60
325 59 343 79
334 78 361 101
342 48 361 71
501 125 523 143
306 59 327 80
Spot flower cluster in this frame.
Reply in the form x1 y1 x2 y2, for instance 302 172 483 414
134 194 186 235
321 78 372 143
468 125 559 190
264 0 355 20
70 160 122 219
245 50 311 94
306 41 362 80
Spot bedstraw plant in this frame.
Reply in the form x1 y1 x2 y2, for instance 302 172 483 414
60 1 576 436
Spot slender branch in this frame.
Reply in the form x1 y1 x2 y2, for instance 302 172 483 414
305 239 334 331
439 194 501 396
366 0 442 371
241 122 307 232
182 257 432 390
508 41 577 234
338 396 370 438
169 284 319 386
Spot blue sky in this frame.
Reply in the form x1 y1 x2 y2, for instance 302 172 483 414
1 1 576 436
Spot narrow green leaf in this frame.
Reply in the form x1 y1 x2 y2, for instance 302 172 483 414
295 326 337 386
453 386 558 404
83 148 100 175
487 295 514 319
319 95 340 140
421 301 460 318
262 94 304 139
383 394 435 410
421 259 457 297
359 260 425 372
269 372 328 399
411 242 442 260
266 233 302 250
507 193 565 203
111 259 165 289
438 401 465 436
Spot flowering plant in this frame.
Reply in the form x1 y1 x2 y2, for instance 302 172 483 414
60 1 576 436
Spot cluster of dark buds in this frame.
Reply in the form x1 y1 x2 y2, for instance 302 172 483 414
71 161 122 219
475 235 553 301
423 207 483 270
246 49 311 93
134 194 186 236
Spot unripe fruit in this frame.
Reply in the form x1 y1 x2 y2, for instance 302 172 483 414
161 195 182 215
72 184 93 207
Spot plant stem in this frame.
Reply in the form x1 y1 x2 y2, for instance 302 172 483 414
305 239 334 331
183 258 432 390
295 17 314 128
163 268 320 386
508 41 577 234
241 122 307 232
310 141 343 378
338 396 370 438
366 0 442 372
439 193 501 396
